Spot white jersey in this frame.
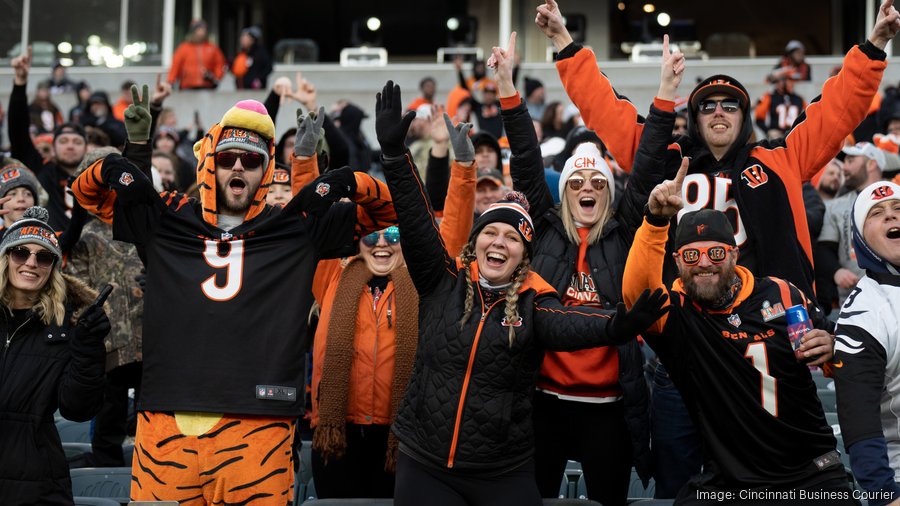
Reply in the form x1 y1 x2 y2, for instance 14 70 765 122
834 272 900 481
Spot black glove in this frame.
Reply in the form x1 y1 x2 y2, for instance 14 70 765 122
296 166 357 216
608 288 670 340
375 80 415 158
75 304 111 347
100 153 159 202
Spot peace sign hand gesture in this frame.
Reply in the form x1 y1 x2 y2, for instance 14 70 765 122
869 0 900 49
648 156 689 218
124 84 152 143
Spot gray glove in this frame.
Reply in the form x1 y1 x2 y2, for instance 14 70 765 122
443 113 474 163
295 106 326 158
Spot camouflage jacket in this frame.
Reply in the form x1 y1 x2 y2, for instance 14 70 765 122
66 218 143 371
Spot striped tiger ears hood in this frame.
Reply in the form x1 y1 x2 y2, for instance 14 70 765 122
193 100 276 227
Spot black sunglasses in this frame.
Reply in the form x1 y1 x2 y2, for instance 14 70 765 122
7 246 57 268
698 99 741 115
215 151 263 169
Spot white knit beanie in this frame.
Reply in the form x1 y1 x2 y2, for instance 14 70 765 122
558 142 615 202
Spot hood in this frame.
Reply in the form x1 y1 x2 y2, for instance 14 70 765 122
63 273 100 324
686 75 754 166
471 131 502 171
338 104 367 133
192 100 276 227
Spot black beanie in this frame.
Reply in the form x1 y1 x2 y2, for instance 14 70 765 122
674 209 736 250
468 192 534 258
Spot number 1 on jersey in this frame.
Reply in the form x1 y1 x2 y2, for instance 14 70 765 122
745 342 778 417
201 240 244 301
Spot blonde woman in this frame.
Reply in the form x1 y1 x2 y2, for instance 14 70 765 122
0 206 109 505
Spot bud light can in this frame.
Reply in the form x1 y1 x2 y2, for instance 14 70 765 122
786 305 811 361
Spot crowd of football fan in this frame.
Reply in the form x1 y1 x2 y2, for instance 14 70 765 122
2 1 900 505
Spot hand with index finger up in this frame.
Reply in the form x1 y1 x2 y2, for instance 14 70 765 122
648 156 689 218
375 80 416 158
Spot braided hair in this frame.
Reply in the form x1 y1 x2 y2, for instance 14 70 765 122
502 258 531 347
458 242 477 329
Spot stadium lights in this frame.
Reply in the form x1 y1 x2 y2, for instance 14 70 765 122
617 2 626 10
643 3 655 13
657 12 671 27
57 42 72 54
366 17 381 32
447 17 460 31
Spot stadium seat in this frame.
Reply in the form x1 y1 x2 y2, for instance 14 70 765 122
628 469 656 499
70 467 131 503
73 498 121 506
57 419 92 443
63 442 94 469
122 442 134 465
543 500 602 505
304 477 317 502
811 371 834 390
576 474 587 499
627 500 675 506
817 388 836 412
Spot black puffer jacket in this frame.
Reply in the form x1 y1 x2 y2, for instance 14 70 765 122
0 275 106 505
383 152 628 471
503 99 662 482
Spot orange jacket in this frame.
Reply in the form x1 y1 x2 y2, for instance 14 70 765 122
167 41 226 89
112 99 128 122
302 156 475 426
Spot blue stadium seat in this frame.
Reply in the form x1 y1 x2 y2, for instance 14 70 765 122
818 388 836 412
73 498 121 506
304 477 317 502
628 469 656 499
69 467 131 503
63 442 94 469
57 419 92 443
811 370 834 390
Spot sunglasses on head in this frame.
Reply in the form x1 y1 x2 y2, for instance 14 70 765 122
215 151 263 169
677 245 734 266
7 246 57 268
698 99 741 115
567 176 608 192
362 226 400 247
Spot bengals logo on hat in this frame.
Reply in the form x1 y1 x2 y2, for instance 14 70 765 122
1 168 22 182
518 218 533 242
741 165 768 188
273 169 290 184
315 182 330 197
696 223 707 235
872 185 895 200
119 172 134 186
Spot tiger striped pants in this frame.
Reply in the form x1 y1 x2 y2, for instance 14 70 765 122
130 411 296 505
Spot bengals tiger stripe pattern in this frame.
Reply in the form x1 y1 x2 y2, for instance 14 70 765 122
131 412 296 505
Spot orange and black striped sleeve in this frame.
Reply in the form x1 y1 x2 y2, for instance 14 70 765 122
438 160 476 257
290 153 319 196
623 216 672 334
352 172 397 238
556 46 644 173
71 158 116 224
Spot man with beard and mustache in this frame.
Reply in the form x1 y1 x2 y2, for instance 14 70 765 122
622 160 850 505
8 46 87 231
72 90 397 503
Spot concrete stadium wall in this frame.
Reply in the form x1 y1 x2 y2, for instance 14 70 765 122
1 55 899 150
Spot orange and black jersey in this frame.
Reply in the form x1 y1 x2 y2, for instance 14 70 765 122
754 90 807 134
624 218 842 489
556 40 887 299
72 147 396 417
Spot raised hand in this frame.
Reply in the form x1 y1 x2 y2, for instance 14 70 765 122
430 104 450 144
488 31 518 98
124 85 152 143
295 106 326 158
11 46 31 85
375 80 415 158
658 34 685 101
273 76 293 104
870 0 900 49
609 288 670 340
535 0 573 51
150 73 172 105
648 156 689 218
443 113 474 163
293 72 318 111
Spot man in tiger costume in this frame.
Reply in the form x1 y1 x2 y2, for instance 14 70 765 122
73 86 396 504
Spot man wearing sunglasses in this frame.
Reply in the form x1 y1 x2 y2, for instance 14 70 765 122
72 92 397 504
622 162 851 505
538 0 900 301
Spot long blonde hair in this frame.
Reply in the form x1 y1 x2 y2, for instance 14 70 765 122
457 242 532 347
559 187 612 246
0 254 67 326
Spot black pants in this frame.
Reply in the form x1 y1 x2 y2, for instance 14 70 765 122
394 451 542 506
91 361 142 466
311 423 394 498
532 391 632 506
